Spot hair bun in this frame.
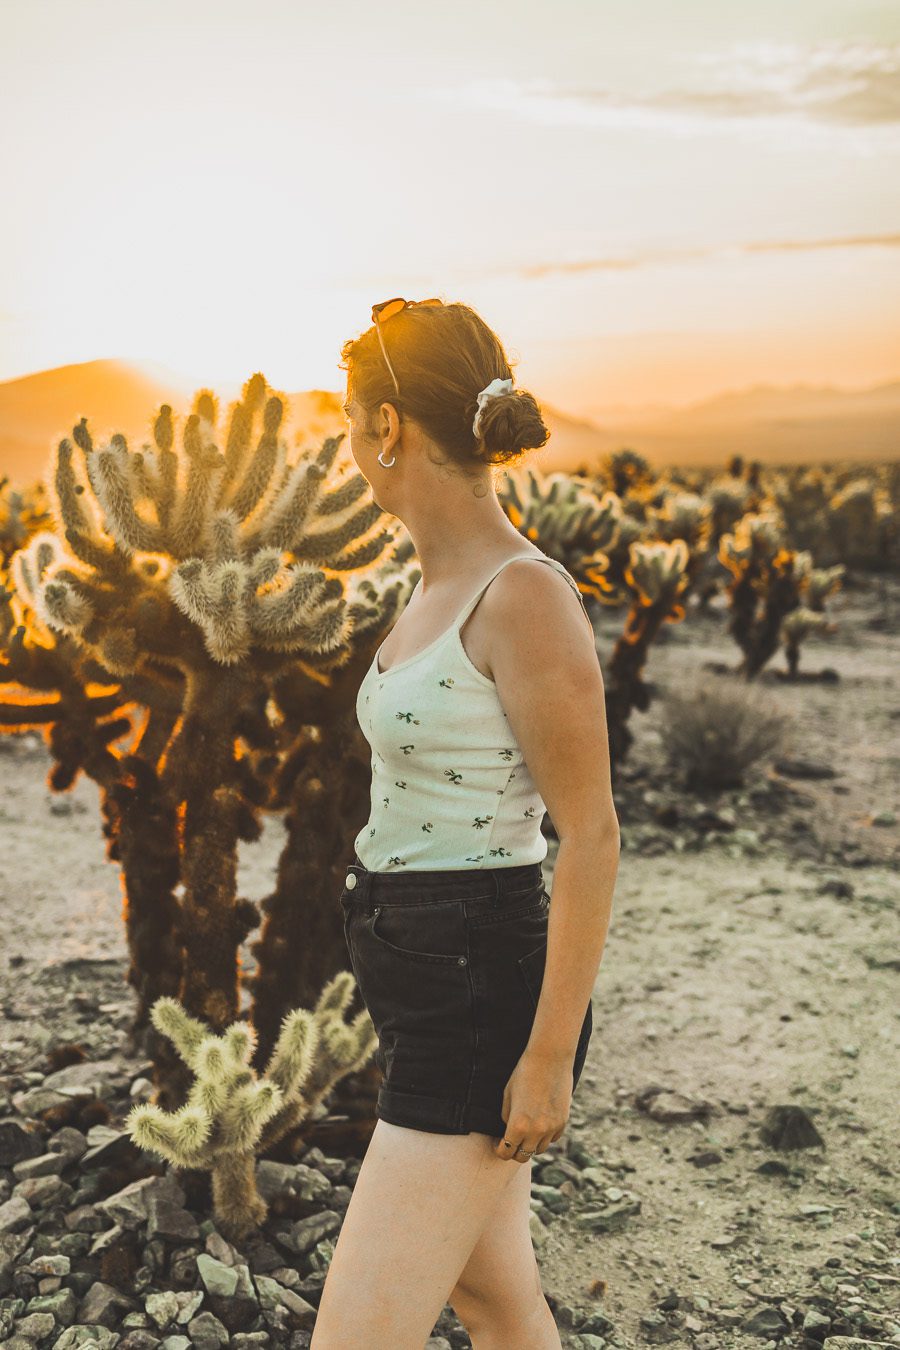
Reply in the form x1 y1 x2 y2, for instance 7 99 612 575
472 387 550 465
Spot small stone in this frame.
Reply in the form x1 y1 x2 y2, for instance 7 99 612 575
186 1311 229 1350
280 1211 342 1255
53 1327 121 1350
11 1153 66 1181
11 1311 57 1342
77 1280 138 1327
146 1290 181 1329
145 1198 200 1243
196 1254 239 1299
0 1196 34 1234
741 1306 789 1337
0 1121 46 1168
634 1084 713 1123
759 1104 825 1150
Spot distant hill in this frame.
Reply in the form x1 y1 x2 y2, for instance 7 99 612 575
1 358 897 489
581 381 900 469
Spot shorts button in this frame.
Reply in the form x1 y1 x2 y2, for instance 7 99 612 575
345 872 357 889
458 956 467 965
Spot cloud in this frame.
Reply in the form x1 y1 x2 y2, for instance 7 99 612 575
433 41 900 135
513 232 900 280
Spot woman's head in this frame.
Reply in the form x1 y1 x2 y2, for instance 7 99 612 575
338 299 550 494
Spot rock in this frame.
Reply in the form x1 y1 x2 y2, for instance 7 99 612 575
11 1311 56 1342
820 878 854 899
145 1292 181 1330
95 1174 185 1230
186 1311 229 1350
196 1254 240 1299
254 1162 331 1205
11 1153 67 1181
79 1130 139 1171
118 1334 163 1350
823 1341 896 1348
760 1104 825 1150
634 1085 713 1123
741 1306 789 1337
53 1327 121 1350
278 1211 342 1255
47 1126 89 1166
253 1277 317 1331
755 1159 791 1177
25 1288 79 1324
803 1308 834 1335
144 1199 199 1243
576 1311 616 1336
0 1196 34 1234
77 1281 139 1328
577 1198 641 1232
687 1151 722 1168
14 1175 70 1208
774 757 836 779
0 1122 46 1168
12 1060 124 1117
20 1255 71 1278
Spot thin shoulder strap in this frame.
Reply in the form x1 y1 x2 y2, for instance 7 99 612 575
454 553 593 634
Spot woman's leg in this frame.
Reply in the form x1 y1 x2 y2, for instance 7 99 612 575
446 1158 561 1349
311 1118 552 1349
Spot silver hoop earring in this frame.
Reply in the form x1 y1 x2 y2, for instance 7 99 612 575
378 449 396 468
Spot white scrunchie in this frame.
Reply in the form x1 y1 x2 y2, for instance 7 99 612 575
472 377 514 439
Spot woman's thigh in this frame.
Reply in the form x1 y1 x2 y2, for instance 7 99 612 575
311 1118 531 1349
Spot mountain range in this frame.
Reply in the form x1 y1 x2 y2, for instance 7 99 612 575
1 359 896 489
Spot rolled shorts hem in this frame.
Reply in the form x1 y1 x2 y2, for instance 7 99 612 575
376 1085 506 1139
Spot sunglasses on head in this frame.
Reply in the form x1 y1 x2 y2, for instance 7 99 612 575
371 296 443 397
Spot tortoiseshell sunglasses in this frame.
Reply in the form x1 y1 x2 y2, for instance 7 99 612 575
371 297 443 397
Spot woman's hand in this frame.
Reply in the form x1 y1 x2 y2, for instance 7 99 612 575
493 1047 573 1162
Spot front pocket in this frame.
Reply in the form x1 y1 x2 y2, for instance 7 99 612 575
469 888 549 929
370 903 469 966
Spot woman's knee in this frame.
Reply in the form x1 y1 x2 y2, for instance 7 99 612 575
449 1281 554 1344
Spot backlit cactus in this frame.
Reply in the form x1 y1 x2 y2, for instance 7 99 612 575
1 373 401 1105
604 539 691 771
719 513 808 677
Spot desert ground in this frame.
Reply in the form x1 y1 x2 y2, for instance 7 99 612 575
1 576 897 1349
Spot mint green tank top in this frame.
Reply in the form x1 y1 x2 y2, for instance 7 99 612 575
353 553 592 872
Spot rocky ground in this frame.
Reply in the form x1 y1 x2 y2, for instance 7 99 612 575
0 575 898 1349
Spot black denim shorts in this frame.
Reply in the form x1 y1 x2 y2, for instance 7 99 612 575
340 855 593 1138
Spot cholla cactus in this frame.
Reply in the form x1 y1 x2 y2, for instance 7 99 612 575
829 479 896 571
127 976 378 1239
718 512 805 677
496 467 626 603
625 539 690 611
605 539 691 771
2 374 400 1102
780 606 837 679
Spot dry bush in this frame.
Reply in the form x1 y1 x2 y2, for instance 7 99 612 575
660 674 791 791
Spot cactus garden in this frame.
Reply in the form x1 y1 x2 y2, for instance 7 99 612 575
1 383 898 1349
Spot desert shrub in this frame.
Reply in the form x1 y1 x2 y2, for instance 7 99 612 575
659 674 790 792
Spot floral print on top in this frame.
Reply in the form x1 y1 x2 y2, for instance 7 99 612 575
353 555 592 873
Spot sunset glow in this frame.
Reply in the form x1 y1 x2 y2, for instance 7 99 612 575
2 0 898 422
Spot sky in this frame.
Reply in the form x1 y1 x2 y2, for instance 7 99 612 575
2 0 898 420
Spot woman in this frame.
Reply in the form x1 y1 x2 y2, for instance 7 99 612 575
312 298 619 1349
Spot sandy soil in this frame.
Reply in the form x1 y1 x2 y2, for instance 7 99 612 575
1 575 898 1348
